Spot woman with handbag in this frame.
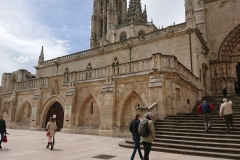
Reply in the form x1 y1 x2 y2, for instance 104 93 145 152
46 117 57 150
0 114 7 149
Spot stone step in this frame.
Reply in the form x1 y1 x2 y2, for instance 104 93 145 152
156 130 240 139
156 134 240 144
125 138 240 150
156 127 239 134
119 96 240 159
118 141 240 160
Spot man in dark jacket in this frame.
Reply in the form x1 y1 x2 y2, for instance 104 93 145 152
0 114 7 149
198 101 214 132
129 113 143 160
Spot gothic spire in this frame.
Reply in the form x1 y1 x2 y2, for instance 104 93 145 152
127 0 147 24
38 46 44 65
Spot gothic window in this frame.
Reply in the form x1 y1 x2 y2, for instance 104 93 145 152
100 19 103 37
90 102 94 114
120 32 127 42
104 17 107 36
138 30 145 38
112 57 120 75
100 0 103 14
86 63 92 79
64 68 70 82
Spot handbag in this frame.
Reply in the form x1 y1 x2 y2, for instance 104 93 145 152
46 131 50 137
3 135 7 143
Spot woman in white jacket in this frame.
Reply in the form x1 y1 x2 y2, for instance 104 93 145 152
46 117 57 150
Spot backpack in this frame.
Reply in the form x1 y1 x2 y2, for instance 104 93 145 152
138 118 150 137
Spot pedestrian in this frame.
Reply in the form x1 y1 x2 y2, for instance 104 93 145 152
129 113 143 160
219 98 234 132
222 88 227 96
140 112 155 160
198 101 214 132
0 114 7 149
234 82 240 95
46 117 57 150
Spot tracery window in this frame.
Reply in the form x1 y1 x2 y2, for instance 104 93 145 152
138 30 145 38
120 31 127 42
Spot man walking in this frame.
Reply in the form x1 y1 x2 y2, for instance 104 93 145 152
219 98 234 132
140 112 155 160
129 113 143 160
0 114 7 149
198 101 214 132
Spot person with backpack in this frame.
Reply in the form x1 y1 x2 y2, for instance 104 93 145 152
129 113 143 160
198 101 214 132
139 112 155 160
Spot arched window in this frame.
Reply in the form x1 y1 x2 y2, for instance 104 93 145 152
138 30 145 38
120 32 127 42
90 102 94 114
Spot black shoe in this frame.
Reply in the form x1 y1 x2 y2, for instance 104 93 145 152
0 145 2 149
205 129 208 132
208 126 212 129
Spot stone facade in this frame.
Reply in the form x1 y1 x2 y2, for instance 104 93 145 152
0 0 239 137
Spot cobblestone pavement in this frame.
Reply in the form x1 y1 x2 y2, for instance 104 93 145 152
0 129 230 160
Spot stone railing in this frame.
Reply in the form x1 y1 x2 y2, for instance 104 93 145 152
42 23 187 66
63 53 200 89
11 53 199 93
15 77 48 91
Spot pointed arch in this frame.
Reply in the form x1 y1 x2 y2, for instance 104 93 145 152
119 90 145 128
218 24 240 60
77 94 100 127
16 100 32 128
40 95 65 128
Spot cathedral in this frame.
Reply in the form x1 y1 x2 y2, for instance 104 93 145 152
0 0 239 137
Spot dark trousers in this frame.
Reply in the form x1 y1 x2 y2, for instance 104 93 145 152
131 137 143 160
142 141 152 160
224 114 234 129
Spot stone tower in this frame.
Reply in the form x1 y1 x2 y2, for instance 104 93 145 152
90 0 127 48
90 0 156 49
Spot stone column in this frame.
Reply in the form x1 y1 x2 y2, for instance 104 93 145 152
62 84 75 133
148 72 165 120
99 78 115 136
30 87 42 130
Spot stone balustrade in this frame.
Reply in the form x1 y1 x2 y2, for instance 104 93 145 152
8 53 199 93
15 77 48 91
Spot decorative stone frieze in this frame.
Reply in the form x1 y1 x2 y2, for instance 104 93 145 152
101 78 115 93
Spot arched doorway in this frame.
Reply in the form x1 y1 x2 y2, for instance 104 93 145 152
45 102 64 131
236 62 240 85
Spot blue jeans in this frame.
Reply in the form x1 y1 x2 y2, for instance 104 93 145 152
131 136 143 160
0 132 4 144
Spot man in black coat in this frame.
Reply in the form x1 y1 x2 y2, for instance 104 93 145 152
0 114 7 149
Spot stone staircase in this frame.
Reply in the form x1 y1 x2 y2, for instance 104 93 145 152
119 95 240 159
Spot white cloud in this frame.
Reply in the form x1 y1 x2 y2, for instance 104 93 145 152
14 56 30 63
0 0 70 79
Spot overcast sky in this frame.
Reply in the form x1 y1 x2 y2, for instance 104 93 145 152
0 0 185 83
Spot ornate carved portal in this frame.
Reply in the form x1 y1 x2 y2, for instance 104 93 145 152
210 24 240 94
